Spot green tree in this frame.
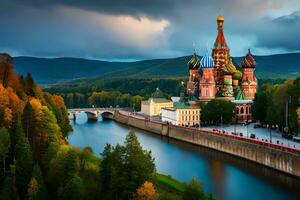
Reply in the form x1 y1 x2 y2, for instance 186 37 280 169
182 179 206 200
32 164 48 200
79 146 93 171
100 131 155 200
15 128 33 197
201 99 235 125
0 128 10 173
26 177 38 200
58 175 84 200
122 131 155 198
0 176 20 200
22 102 35 138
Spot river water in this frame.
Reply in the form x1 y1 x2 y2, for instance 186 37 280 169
68 113 300 200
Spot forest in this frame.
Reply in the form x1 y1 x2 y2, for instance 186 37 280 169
252 78 300 135
0 57 214 199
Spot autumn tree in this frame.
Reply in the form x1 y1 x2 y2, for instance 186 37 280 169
133 181 158 200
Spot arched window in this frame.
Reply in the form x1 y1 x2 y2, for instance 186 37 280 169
236 107 239 114
246 107 249 114
240 107 244 114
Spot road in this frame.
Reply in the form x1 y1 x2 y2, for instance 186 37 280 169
201 123 300 149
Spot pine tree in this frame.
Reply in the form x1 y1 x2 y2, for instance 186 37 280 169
122 131 155 198
182 179 206 200
15 128 33 197
32 164 48 200
0 176 20 200
0 127 10 174
26 177 38 200
58 175 84 200
22 102 35 139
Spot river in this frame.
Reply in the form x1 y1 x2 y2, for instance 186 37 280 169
68 113 300 200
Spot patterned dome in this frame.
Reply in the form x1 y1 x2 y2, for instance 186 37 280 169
241 49 256 68
188 52 200 69
200 53 214 68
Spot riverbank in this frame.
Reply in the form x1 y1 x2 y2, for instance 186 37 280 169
113 110 300 178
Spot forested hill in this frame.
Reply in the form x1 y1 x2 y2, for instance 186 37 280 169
13 53 300 85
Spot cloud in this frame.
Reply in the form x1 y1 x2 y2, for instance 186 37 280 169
0 0 299 59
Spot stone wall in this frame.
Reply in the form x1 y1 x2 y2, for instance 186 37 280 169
113 111 300 178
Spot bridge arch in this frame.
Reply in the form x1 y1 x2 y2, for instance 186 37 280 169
68 108 116 122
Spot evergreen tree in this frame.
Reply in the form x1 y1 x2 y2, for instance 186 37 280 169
26 177 38 200
22 102 35 138
15 128 33 197
58 175 84 200
0 176 20 200
122 131 155 199
182 179 206 200
32 164 48 200
0 128 10 174
25 73 35 97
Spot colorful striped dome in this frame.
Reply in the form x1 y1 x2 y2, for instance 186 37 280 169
188 52 200 70
241 49 256 68
200 53 214 68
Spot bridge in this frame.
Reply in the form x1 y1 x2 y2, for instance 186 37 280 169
68 108 117 122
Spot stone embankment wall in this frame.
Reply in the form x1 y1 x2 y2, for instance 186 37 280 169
113 111 300 178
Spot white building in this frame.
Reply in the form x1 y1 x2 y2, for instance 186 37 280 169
141 98 173 116
161 102 201 126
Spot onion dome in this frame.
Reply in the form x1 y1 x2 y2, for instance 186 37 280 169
188 51 200 70
200 53 214 68
241 49 256 68
217 15 225 21
224 61 237 74
233 70 243 80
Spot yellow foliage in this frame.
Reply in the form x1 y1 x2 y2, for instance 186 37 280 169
30 98 42 111
133 181 159 200
7 87 25 116
0 84 9 109
3 107 13 128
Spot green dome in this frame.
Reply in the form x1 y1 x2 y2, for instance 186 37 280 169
233 70 242 80
188 52 200 70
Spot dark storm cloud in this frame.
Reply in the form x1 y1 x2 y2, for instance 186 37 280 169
255 11 300 51
0 0 299 59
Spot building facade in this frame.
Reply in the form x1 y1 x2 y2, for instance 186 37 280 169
161 102 201 126
141 98 173 116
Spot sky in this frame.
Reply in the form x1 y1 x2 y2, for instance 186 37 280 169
0 0 299 60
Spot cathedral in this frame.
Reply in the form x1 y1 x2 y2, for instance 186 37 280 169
186 16 257 123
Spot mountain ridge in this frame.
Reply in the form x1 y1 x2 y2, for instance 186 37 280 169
12 53 300 85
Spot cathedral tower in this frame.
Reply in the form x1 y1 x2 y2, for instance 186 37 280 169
187 50 200 96
199 53 216 101
212 16 231 91
241 49 257 100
